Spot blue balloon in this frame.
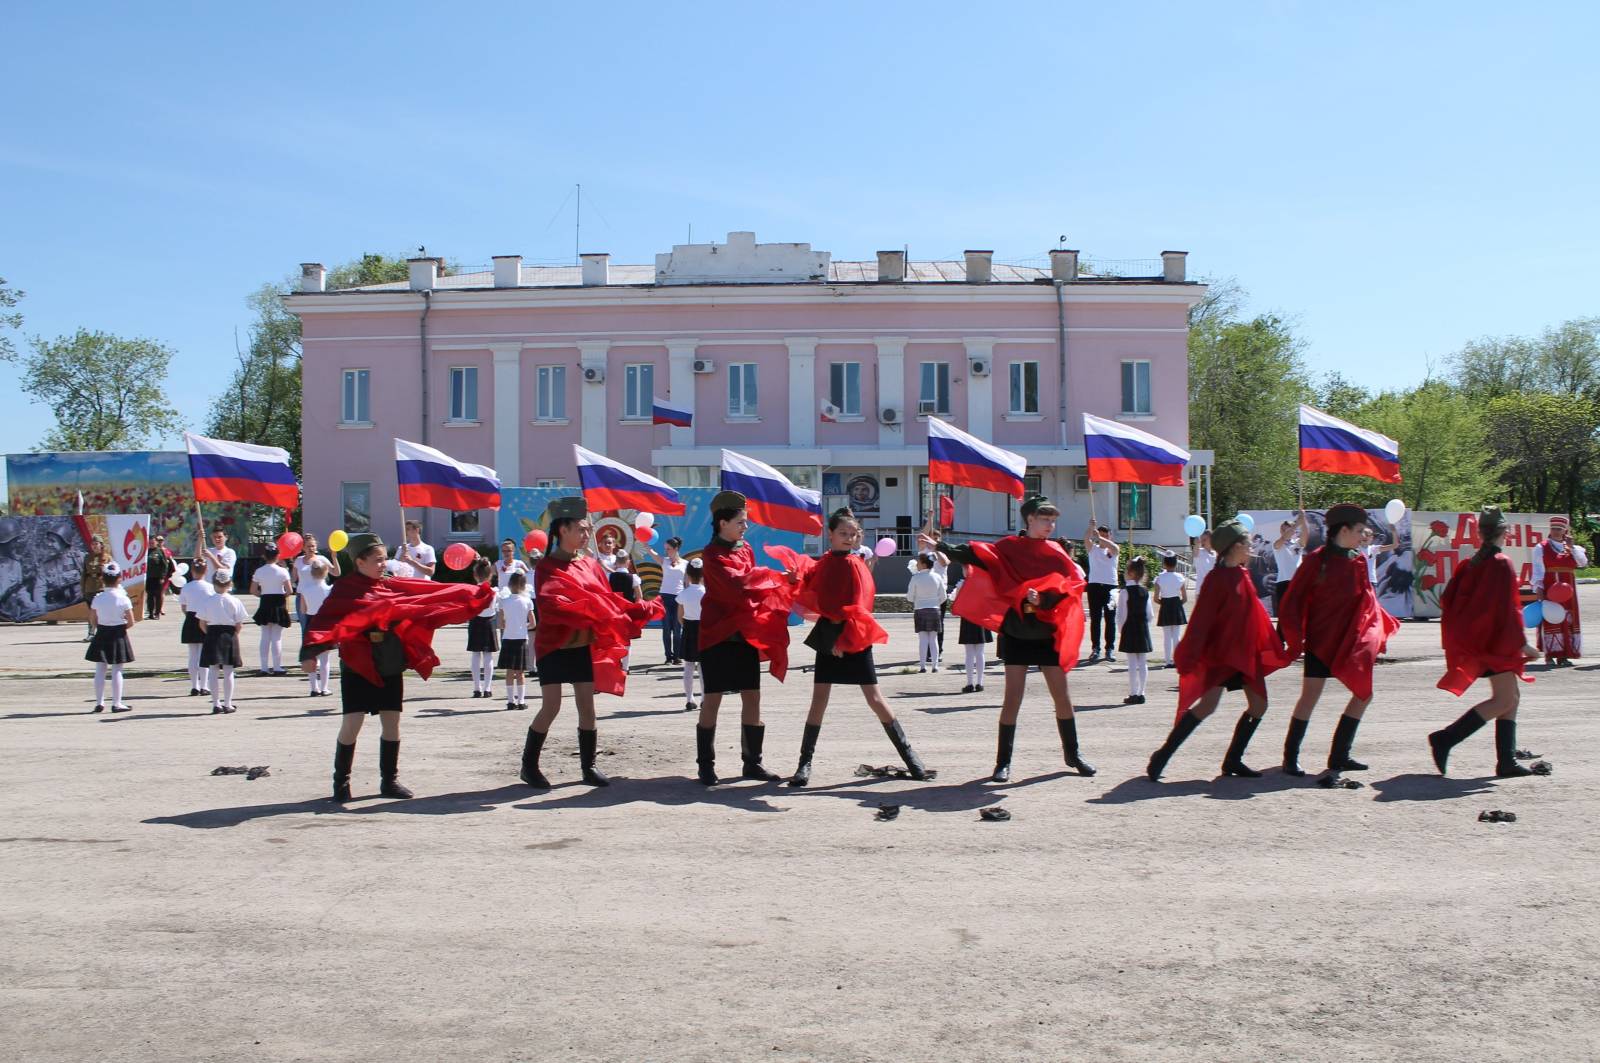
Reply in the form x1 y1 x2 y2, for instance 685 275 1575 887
1235 512 1256 532
1183 514 1206 538
1523 602 1543 628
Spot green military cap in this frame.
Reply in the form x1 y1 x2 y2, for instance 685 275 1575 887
1209 519 1248 557
346 532 384 558
546 496 588 521
1020 495 1058 520
1478 505 1507 538
711 490 747 513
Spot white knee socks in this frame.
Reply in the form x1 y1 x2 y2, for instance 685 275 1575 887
1126 653 1148 696
682 661 700 701
918 631 939 669
965 644 985 686
259 627 283 671
317 652 332 692
111 665 125 708
187 645 203 687
259 628 271 671
212 667 236 708
1161 626 1181 666
94 662 107 705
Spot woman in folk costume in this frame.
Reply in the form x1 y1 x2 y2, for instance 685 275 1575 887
1534 514 1586 666
1275 503 1402 779
301 533 495 802
694 490 797 786
939 495 1095 782
1429 506 1543 778
1146 520 1293 780
518 497 663 789
768 508 931 787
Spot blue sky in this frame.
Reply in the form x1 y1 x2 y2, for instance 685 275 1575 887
3 3 1596 493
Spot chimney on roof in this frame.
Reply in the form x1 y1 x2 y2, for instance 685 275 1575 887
1049 249 1079 282
408 257 440 291
876 250 906 282
1161 251 1188 282
493 255 521 288
580 253 610 286
300 263 326 293
964 250 993 284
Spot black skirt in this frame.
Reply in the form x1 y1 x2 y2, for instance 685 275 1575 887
1157 599 1188 627
700 637 761 693
1118 617 1153 655
180 612 206 645
342 664 403 714
814 647 877 686
958 618 994 645
253 593 291 627
913 608 942 633
537 646 594 687
200 625 243 668
681 619 701 662
85 623 134 664
497 638 530 670
466 615 500 653
1304 652 1332 679
997 633 1059 668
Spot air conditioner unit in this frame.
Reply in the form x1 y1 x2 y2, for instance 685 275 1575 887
878 407 901 425
692 358 715 374
582 366 605 384
916 399 938 416
969 358 991 377
1074 473 1090 492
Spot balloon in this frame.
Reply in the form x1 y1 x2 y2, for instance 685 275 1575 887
1182 515 1206 538
442 542 477 571
1522 602 1543 628
170 574 187 589
635 526 654 544
276 532 304 561
1384 499 1406 524
634 512 655 529
524 530 548 554
874 536 897 558
1542 600 1567 625
174 562 189 576
1547 582 1573 605
1235 513 1255 533
327 529 349 552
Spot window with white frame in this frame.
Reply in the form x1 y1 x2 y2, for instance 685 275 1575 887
1009 361 1040 414
1119 482 1153 530
829 362 861 417
341 482 372 532
918 362 950 415
662 466 716 488
623 363 654 419
448 366 478 421
536 366 566 421
341 369 370 424
1121 360 1152 415
728 363 758 418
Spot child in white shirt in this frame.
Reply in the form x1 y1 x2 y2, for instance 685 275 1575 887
906 553 948 671
297 557 334 697
1152 553 1189 667
251 558 293 675
1116 558 1156 704
678 559 706 711
178 557 215 695
497 571 536 711
85 562 135 713
465 558 500 699
199 574 250 714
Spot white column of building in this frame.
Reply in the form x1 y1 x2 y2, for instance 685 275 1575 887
786 337 818 448
578 340 610 454
489 343 522 486
666 339 698 449
875 336 906 448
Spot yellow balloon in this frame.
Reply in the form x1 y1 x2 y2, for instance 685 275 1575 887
327 529 349 551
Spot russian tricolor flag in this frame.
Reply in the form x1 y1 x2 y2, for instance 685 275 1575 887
395 439 501 511
1298 405 1402 483
1082 414 1190 487
720 450 823 535
184 432 299 510
927 418 1028 499
574 445 686 515
652 397 693 428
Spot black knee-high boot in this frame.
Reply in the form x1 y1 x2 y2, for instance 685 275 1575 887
882 718 929 780
579 727 609 787
1282 716 1310 777
1147 710 1203 781
696 725 719 786
379 738 412 799
332 741 355 802
788 722 821 787
520 727 550 788
1327 713 1368 772
1221 712 1265 778
1494 718 1535 778
740 723 781 781
991 722 1016 783
1428 708 1488 775
1057 716 1096 777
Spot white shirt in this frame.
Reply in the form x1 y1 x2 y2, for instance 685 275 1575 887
209 545 237 584
1087 544 1119 585
495 558 529 588
477 585 500 618
293 556 325 589
656 557 687 596
499 592 534 640
1273 540 1302 583
906 569 947 609
391 540 435 579
1360 544 1381 584
202 593 249 627
299 578 332 617
1154 569 1186 604
91 587 133 626
678 583 706 621
1193 548 1216 588
597 551 625 573
179 579 216 615
253 562 291 595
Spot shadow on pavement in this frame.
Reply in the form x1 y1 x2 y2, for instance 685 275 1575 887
1370 772 1499 802
514 775 789 814
144 784 535 828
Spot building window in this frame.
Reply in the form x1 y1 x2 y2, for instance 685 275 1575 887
623 363 654 419
341 369 370 424
450 511 480 536
919 362 950 416
1008 361 1040 414
662 466 716 489
1121 360 1152 415
536 366 566 421
534 478 565 488
1008 474 1044 529
829 362 861 417
774 465 819 490
341 482 372 532
1118 482 1153 530
448 366 478 422
728 363 758 418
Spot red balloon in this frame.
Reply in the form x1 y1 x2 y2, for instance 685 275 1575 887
442 542 477 571
636 526 653 544
1547 582 1573 604
276 531 304 561
524 529 548 553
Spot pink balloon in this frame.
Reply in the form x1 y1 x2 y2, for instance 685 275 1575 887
874 536 897 557
442 542 477 571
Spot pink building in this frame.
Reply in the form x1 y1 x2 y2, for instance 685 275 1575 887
286 233 1212 548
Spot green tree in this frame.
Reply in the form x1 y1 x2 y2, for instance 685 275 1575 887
1482 392 1600 513
0 276 23 362
22 329 185 450
326 253 411 290
206 284 303 473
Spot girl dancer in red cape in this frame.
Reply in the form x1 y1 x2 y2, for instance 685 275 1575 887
519 497 663 789
1428 506 1542 778
302 532 496 802
1275 503 1402 780
1146 519 1292 781
694 490 797 786
938 495 1094 782
768 508 931 787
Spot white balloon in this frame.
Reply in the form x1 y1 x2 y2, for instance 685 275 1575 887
170 574 187 589
1541 600 1567 625
1384 499 1406 524
634 512 656 529
174 562 189 576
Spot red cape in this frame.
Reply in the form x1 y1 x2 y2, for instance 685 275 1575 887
1438 550 1534 696
1277 546 1401 701
698 539 796 682
533 553 663 697
1173 565 1292 719
305 574 495 686
765 547 887 654
949 536 1085 671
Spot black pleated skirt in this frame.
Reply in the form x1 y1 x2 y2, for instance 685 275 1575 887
1157 599 1188 627
814 647 877 686
466 616 500 653
200 625 243 668
536 646 593 687
253 593 291 627
180 612 206 644
997 634 1058 668
700 638 761 693
958 619 993 645
342 665 403 714
681 619 701 662
497 638 530 670
85 624 134 664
